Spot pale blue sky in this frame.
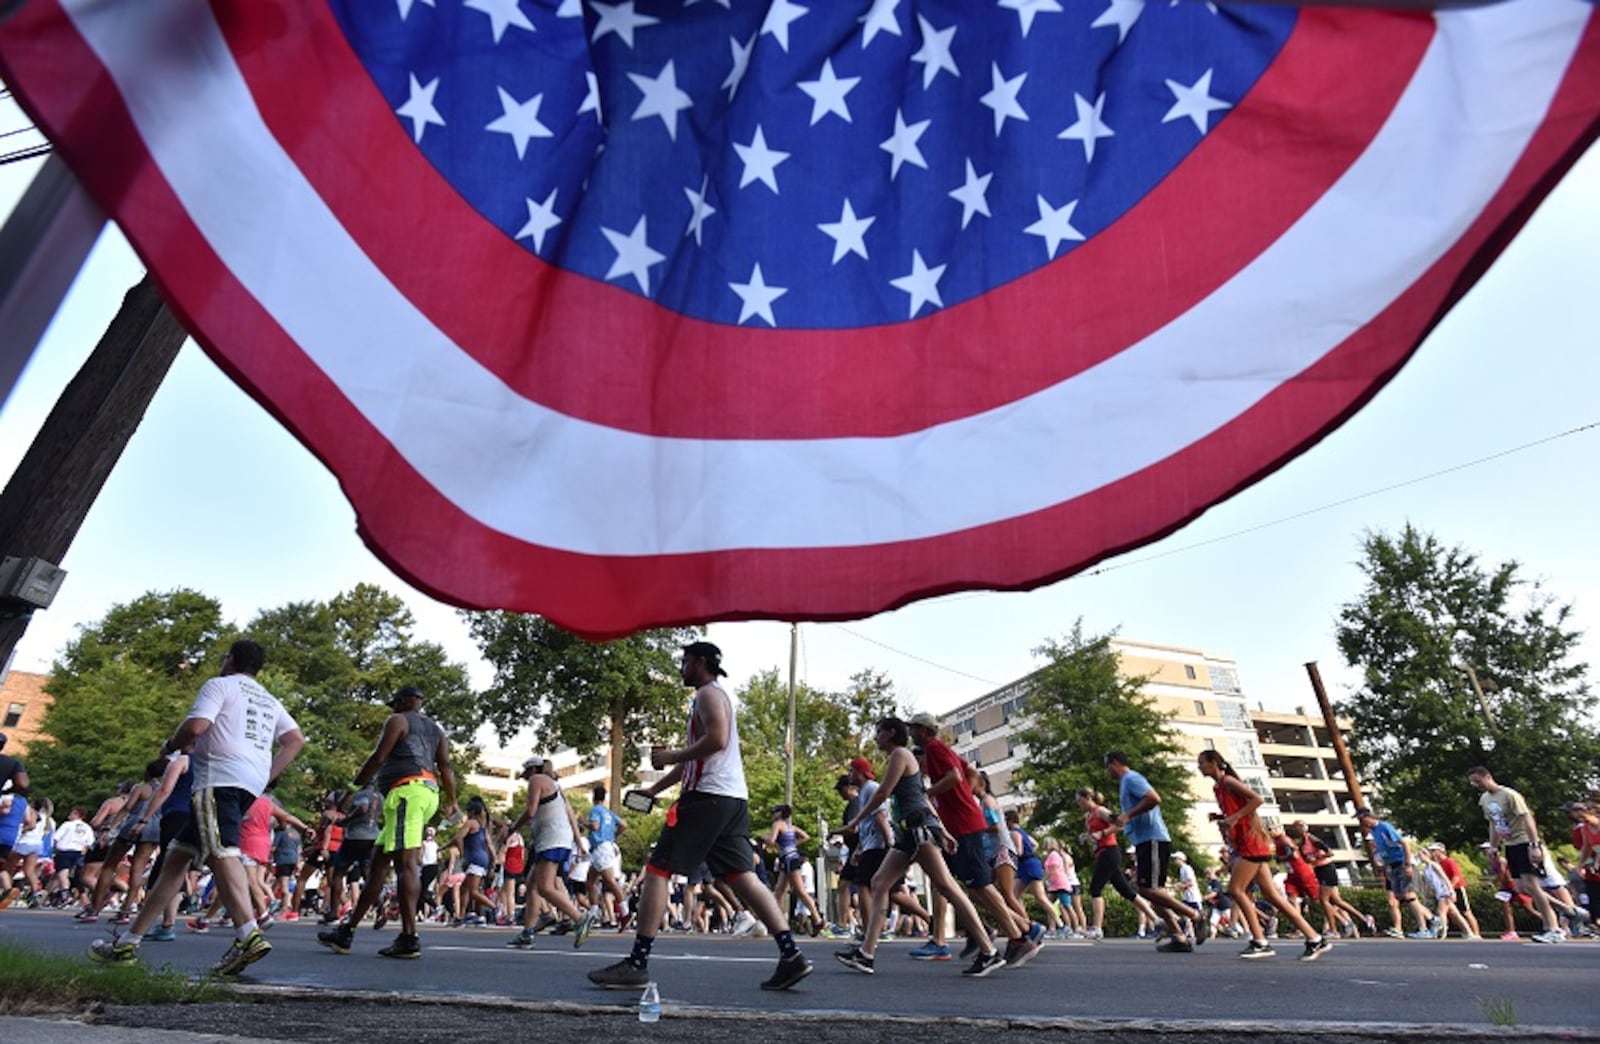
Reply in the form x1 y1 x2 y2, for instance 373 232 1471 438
2 106 1596 725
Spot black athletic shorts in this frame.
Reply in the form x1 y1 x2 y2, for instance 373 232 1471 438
853 846 905 891
173 786 253 862
1314 864 1340 888
1133 840 1172 890
648 793 755 879
1504 842 1538 878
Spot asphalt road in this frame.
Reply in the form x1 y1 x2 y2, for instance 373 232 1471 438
2 908 1596 1032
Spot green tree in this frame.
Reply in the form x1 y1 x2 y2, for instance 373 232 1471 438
248 584 481 812
463 613 699 804
1336 525 1600 848
26 589 234 810
735 669 868 848
28 586 480 816
1012 621 1198 864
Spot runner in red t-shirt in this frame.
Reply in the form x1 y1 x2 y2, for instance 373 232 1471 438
909 714 1038 967
1430 842 1482 938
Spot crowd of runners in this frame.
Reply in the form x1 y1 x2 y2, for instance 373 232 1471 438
0 639 1596 990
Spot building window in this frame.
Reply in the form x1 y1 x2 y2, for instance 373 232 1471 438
1210 665 1242 694
1228 737 1263 768
1244 775 1275 801
1184 665 1197 680
2 702 21 728
1219 701 1252 731
1193 700 1206 716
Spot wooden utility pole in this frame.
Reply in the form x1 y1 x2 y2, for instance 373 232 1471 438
1305 661 1377 877
0 275 187 666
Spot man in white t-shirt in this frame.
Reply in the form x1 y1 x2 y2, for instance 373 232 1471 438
90 641 305 975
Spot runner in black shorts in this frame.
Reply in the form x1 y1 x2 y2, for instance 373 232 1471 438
589 642 811 992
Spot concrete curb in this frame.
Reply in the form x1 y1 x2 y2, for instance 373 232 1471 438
225 983 1600 1039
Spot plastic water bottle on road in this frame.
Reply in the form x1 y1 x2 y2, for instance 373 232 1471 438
639 982 661 1023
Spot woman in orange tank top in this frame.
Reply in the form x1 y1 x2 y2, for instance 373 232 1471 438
1197 750 1329 962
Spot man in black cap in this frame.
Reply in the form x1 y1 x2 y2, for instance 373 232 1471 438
589 640 813 992
318 686 457 959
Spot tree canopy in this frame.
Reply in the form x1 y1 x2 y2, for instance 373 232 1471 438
733 667 907 848
463 613 699 802
1336 525 1599 847
1013 621 1199 863
27 585 480 814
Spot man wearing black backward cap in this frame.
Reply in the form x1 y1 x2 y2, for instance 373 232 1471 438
318 686 457 959
589 641 813 992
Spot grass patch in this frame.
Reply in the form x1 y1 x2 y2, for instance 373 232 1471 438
0 942 229 1014
1477 995 1517 1027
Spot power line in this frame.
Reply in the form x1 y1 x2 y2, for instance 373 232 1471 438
819 419 1598 687
832 624 1004 688
0 143 49 166
1081 419 1600 577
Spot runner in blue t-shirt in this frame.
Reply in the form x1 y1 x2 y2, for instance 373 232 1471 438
1105 750 1207 950
585 785 630 928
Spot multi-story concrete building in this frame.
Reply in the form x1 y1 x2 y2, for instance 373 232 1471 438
937 638 1367 876
465 742 665 810
1251 707 1368 877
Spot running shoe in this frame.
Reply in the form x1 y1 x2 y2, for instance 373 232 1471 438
761 952 813 991
378 933 422 959
506 930 535 949
1382 927 1405 939
212 930 272 977
88 937 140 964
1500 931 1520 941
833 946 875 974
146 924 177 942
186 917 211 934
962 950 1006 977
73 908 99 924
958 936 981 961
1530 930 1564 944
0 887 19 911
1429 916 1445 938
1239 940 1276 959
111 911 133 926
574 906 600 949
1026 921 1045 944
588 958 649 990
550 918 574 936
1300 936 1333 962
1405 929 1435 940
1155 935 1195 953
1005 938 1042 968
1193 915 1210 946
908 941 951 960
316 923 355 954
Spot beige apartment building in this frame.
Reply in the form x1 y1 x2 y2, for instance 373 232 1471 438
937 638 1367 877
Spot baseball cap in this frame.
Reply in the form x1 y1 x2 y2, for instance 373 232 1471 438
389 685 424 709
1172 851 1188 863
1427 841 1446 852
520 755 546 774
849 757 876 781
681 640 727 677
908 711 939 730
834 774 854 793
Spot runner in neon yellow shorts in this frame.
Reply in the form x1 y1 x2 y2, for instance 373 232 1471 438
381 779 439 854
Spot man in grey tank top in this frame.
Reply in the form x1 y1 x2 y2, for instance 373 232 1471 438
317 686 457 959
